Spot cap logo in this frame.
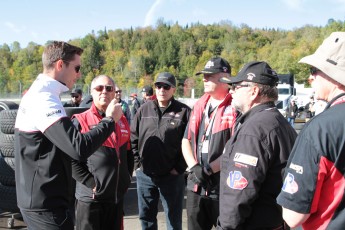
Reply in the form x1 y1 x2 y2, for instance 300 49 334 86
204 60 215 69
222 67 228 73
247 73 256 80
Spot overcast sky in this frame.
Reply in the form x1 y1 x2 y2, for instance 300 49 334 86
1 0 345 48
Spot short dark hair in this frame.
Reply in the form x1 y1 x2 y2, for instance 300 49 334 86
42 41 83 69
252 82 278 102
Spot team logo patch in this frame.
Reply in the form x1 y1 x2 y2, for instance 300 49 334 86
118 120 125 128
205 60 215 69
227 171 248 190
289 163 303 174
234 153 258 167
282 173 298 194
247 73 256 80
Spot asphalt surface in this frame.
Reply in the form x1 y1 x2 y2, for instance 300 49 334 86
0 173 188 230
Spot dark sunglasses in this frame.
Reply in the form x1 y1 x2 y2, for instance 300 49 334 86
155 83 171 90
231 83 251 91
93 85 114 92
310 67 320 76
71 95 80 98
63 60 81 73
115 90 122 94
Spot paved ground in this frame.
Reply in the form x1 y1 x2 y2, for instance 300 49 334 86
123 174 188 230
0 173 188 230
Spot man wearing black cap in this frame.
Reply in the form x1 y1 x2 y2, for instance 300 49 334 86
182 57 237 230
141 85 155 104
217 61 297 229
64 88 83 107
131 72 191 230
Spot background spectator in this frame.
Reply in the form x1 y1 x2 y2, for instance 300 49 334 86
64 88 83 107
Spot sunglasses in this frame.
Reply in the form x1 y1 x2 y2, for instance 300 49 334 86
93 85 114 92
63 60 81 73
231 83 252 91
115 90 122 94
71 95 80 98
310 67 320 76
155 83 171 90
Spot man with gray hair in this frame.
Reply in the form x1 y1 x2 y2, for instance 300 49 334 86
71 75 133 230
277 32 345 229
217 61 297 229
131 72 191 230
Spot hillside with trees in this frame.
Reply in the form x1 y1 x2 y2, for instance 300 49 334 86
0 18 343 98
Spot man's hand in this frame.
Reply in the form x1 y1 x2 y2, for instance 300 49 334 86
189 163 210 189
105 99 123 122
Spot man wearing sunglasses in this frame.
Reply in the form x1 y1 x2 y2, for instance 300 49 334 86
14 41 123 230
182 57 236 230
277 32 345 229
64 88 83 107
217 61 297 230
71 75 133 230
131 72 191 230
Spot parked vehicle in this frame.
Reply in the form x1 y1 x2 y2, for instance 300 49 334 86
276 74 296 117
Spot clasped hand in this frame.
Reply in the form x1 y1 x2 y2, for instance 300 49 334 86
189 163 212 189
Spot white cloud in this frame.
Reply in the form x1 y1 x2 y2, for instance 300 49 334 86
144 0 164 27
4 22 25 33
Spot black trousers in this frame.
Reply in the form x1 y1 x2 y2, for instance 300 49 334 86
75 199 123 230
186 190 219 230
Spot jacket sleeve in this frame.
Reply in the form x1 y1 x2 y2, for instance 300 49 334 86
70 118 96 189
174 106 191 174
44 116 115 161
130 108 141 170
126 139 134 176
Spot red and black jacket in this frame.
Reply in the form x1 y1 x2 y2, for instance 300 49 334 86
71 103 133 203
185 93 236 198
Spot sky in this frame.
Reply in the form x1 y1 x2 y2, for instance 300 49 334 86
1 0 345 48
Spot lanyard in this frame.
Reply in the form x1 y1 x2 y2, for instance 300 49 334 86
202 102 218 142
325 93 345 110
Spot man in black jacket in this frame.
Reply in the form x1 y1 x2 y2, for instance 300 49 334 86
217 61 297 229
131 72 191 230
71 75 133 230
14 41 123 230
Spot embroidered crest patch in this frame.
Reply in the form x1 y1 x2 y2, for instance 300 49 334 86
227 171 248 190
282 173 299 194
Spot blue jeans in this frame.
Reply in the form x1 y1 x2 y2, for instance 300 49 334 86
21 208 74 230
287 117 295 127
136 169 185 230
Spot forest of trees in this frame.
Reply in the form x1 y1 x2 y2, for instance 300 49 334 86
0 18 344 98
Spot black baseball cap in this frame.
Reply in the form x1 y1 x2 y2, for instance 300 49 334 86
196 57 231 75
155 72 176 87
220 61 278 86
71 88 82 96
142 85 153 96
